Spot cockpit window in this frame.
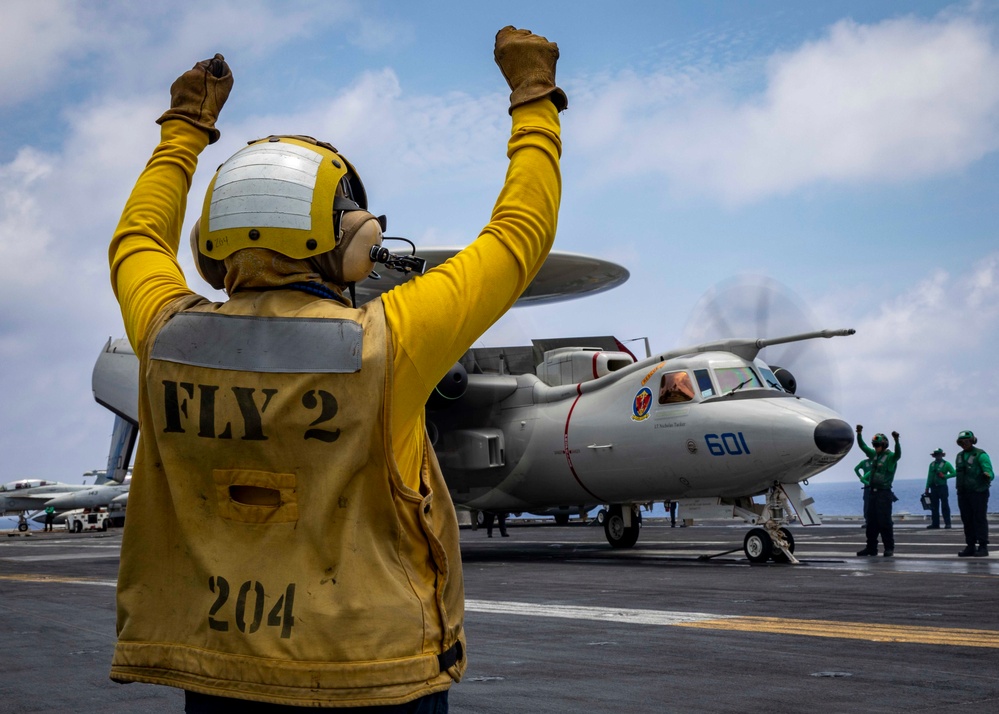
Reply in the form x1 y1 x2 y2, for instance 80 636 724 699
715 366 762 395
694 369 715 398
658 371 695 404
757 366 784 391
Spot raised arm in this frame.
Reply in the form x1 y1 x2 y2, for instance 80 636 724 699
108 55 232 351
384 28 565 428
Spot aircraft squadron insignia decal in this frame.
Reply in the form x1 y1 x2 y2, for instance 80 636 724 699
631 387 652 422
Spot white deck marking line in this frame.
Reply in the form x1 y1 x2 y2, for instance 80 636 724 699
466 599 999 648
466 599 732 625
0 553 121 562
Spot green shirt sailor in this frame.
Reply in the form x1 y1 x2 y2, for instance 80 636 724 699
857 431 900 490
925 454 955 490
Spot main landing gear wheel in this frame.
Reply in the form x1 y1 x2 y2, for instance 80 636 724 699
771 527 796 563
604 506 641 548
744 528 773 563
17 522 28 532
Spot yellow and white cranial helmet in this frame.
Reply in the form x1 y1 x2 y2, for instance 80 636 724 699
194 135 366 287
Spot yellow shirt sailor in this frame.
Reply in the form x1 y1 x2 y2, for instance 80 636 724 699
108 28 565 710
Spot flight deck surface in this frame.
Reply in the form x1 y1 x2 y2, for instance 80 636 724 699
2 519 998 712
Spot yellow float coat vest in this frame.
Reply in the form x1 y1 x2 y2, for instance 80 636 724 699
110 291 466 707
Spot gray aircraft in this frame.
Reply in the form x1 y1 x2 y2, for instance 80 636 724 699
91 250 855 563
43 474 131 511
0 479 94 531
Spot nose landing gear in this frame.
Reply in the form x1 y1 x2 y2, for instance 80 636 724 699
742 484 800 564
744 525 796 564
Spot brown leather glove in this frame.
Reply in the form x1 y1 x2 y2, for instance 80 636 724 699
156 53 233 144
494 26 567 114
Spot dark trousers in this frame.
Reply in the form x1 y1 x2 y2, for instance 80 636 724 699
928 484 951 527
957 490 990 547
186 691 448 713
866 489 895 551
484 511 507 536
668 501 677 527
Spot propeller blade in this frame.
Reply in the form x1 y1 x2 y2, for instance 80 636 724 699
682 275 843 412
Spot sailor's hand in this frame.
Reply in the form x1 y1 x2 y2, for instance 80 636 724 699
892 431 900 440
856 424 863 434
157 53 233 144
494 26 568 114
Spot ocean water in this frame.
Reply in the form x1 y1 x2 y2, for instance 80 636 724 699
0 478 933 531
506 478 933 520
793 477 929 517
637 477 930 519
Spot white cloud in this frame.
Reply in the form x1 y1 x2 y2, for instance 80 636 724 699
218 68 509 219
966 253 999 311
575 12 999 204
0 1 89 106
0 1 360 112
838 255 999 387
816 252 999 478
166 0 353 63
0 148 56 290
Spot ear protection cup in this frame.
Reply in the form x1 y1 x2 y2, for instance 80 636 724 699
309 210 380 286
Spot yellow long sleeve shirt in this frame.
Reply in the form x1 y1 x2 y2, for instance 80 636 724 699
110 100 562 490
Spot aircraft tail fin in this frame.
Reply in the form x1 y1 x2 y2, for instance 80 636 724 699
93 338 139 484
92 338 139 424
105 414 137 484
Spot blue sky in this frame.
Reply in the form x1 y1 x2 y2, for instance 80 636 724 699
2 0 998 490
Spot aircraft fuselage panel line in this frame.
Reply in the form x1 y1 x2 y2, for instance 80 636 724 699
465 599 999 649
562 387 606 503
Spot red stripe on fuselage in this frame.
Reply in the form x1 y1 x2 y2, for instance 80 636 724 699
563 385 606 503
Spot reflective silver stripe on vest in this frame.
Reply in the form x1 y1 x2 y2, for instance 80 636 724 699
151 312 362 373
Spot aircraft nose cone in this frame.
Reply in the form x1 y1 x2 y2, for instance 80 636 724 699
814 418 854 455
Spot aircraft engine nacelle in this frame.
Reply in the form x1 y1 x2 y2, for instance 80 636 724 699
537 348 635 387
428 362 468 408
770 365 796 394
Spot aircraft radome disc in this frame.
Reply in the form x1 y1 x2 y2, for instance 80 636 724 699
353 249 629 306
